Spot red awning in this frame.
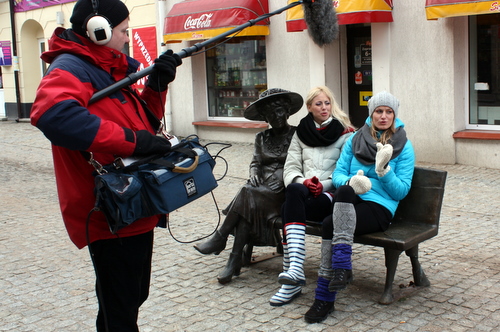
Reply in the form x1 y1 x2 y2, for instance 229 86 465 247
426 0 500 20
164 0 269 43
286 0 394 32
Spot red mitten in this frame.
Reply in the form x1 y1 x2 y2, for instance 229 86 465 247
304 176 322 197
303 178 314 190
313 179 323 197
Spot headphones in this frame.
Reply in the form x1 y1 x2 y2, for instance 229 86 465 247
84 0 113 45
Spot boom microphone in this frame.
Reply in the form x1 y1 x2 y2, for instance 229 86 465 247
302 0 339 47
89 0 339 104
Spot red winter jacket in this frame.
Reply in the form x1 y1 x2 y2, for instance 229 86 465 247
31 28 167 249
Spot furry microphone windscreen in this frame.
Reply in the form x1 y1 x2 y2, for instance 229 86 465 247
302 0 339 47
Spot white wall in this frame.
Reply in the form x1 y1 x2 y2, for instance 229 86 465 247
0 89 5 119
373 0 458 165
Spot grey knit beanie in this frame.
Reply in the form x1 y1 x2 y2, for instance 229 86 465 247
368 91 399 118
70 0 129 37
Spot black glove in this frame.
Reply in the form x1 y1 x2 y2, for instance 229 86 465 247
133 130 172 156
147 49 182 92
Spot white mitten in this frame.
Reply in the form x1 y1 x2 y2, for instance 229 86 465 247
348 170 372 195
375 143 393 177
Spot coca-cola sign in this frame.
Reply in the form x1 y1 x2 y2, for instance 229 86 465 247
184 13 213 30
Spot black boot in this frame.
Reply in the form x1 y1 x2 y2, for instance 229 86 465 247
217 252 242 284
304 299 335 324
194 231 227 255
329 268 353 292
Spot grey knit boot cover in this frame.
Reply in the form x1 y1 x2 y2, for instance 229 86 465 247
332 202 356 246
318 239 333 279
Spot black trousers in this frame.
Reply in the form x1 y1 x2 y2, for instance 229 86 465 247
281 182 334 227
89 230 154 332
321 185 392 239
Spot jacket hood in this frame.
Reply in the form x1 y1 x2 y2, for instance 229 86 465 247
365 116 405 129
42 28 139 80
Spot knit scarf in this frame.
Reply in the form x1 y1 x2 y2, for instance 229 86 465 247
297 113 345 147
351 124 408 165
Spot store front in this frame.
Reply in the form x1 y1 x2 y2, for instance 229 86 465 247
164 0 270 122
161 0 499 168
164 0 393 133
421 0 500 168
426 0 500 131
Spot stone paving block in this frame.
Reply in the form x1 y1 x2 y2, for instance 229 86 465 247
2 122 500 331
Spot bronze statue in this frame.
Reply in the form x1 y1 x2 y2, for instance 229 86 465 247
194 88 303 284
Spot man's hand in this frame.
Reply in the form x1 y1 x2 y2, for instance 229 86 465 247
133 130 171 156
147 50 182 92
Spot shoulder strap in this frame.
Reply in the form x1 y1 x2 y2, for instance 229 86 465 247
126 87 162 133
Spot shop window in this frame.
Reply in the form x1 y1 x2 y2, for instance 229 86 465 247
469 14 500 129
38 39 47 77
206 37 267 119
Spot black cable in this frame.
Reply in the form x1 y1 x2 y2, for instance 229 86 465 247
204 141 232 182
166 190 222 244
164 142 232 244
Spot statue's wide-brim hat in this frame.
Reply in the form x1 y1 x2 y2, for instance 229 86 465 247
244 88 303 121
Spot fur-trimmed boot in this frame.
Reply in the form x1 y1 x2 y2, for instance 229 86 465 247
304 239 336 323
329 202 356 292
269 243 302 306
278 223 306 286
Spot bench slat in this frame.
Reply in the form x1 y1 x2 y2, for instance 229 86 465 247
354 223 438 251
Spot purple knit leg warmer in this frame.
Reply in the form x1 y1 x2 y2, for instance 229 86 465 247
332 243 352 270
315 277 337 302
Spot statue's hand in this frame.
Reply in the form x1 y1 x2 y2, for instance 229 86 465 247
248 174 262 187
268 180 284 192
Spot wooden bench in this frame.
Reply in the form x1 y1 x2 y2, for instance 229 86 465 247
244 167 447 305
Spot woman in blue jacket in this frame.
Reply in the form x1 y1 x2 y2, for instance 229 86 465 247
304 91 415 323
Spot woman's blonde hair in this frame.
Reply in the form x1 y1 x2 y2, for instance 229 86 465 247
305 86 355 130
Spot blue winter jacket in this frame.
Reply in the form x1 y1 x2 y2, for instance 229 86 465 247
332 117 415 216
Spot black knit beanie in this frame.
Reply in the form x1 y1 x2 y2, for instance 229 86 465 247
70 0 129 37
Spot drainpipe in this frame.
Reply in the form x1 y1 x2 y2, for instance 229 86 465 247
158 0 173 133
9 0 22 121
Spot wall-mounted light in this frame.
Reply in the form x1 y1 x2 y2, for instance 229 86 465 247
56 11 64 25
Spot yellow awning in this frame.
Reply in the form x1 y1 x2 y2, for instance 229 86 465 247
425 0 500 20
286 0 393 32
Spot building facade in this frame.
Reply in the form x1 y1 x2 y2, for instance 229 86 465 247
1 0 499 169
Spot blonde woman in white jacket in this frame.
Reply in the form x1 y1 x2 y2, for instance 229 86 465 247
270 86 355 307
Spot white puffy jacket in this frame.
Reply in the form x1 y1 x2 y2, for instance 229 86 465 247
283 131 353 192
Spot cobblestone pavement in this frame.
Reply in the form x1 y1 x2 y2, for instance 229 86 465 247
1 121 499 332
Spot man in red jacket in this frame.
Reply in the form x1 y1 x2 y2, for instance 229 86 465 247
30 1 182 330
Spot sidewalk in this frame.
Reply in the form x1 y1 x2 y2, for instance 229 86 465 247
1 121 499 332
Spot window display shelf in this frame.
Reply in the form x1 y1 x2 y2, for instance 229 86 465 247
206 37 267 118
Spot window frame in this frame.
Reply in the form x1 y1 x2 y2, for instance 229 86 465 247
205 36 267 121
467 15 500 131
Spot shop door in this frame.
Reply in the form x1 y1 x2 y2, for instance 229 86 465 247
347 26 372 129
